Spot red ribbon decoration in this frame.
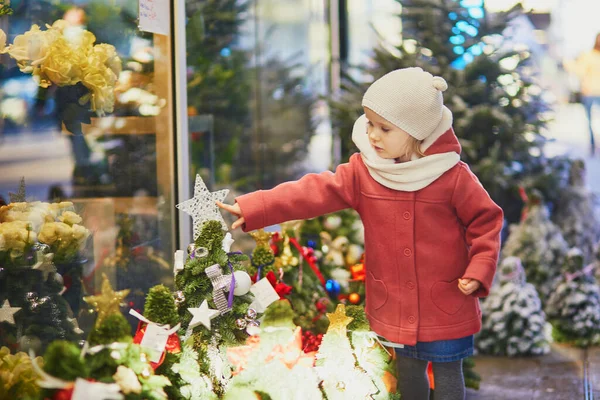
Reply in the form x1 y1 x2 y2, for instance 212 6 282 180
133 321 181 369
265 271 293 298
287 237 326 286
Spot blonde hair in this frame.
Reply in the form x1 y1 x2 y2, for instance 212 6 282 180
400 136 425 161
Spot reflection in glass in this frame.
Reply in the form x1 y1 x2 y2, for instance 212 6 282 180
0 0 176 345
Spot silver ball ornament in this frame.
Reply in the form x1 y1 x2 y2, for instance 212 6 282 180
246 308 257 320
26 292 38 302
235 318 248 330
194 247 209 258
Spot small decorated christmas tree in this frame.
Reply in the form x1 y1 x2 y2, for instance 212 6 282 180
315 304 377 400
501 191 569 302
174 175 256 394
545 248 600 347
552 160 600 264
477 257 550 356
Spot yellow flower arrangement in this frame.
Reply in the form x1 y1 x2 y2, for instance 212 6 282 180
0 19 122 116
0 201 90 262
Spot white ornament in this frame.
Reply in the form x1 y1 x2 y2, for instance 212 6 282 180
222 232 235 253
231 271 252 296
176 174 229 239
188 300 220 330
0 300 21 325
323 215 342 231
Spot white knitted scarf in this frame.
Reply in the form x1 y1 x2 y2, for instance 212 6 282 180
351 110 460 192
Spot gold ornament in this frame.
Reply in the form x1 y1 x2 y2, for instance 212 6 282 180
348 293 361 305
326 304 353 336
274 233 299 269
249 229 273 247
83 273 130 327
280 220 304 239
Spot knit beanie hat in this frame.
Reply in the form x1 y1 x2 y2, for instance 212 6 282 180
362 67 450 141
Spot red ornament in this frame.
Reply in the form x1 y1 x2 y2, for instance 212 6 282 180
133 321 181 369
53 387 74 400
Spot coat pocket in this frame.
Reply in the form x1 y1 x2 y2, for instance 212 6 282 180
430 279 467 315
366 271 388 310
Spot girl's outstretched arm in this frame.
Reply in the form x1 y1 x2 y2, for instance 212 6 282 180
229 155 360 232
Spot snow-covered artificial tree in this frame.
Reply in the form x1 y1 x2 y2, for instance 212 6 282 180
501 191 569 302
477 257 550 356
552 160 600 264
546 248 600 347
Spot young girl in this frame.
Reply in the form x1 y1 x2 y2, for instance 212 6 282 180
218 67 503 400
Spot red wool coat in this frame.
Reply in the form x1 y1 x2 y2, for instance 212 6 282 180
236 128 503 345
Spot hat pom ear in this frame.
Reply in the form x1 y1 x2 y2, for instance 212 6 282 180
432 76 448 92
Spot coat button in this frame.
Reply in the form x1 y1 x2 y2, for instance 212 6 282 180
408 315 416 324
403 211 411 220
403 248 412 257
406 281 415 290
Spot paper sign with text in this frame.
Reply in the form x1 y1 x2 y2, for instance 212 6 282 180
139 0 169 36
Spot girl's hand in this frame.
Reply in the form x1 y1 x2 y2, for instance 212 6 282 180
458 278 481 296
216 201 245 230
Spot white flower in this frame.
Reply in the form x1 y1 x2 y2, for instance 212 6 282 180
112 366 142 394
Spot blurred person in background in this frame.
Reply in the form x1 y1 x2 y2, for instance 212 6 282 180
565 33 600 155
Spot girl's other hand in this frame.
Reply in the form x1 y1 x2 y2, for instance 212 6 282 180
216 201 245 230
458 278 481 296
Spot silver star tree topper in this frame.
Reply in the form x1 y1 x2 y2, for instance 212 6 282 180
176 175 229 239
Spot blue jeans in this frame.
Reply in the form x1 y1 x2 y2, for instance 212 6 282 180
394 335 474 363
582 96 600 152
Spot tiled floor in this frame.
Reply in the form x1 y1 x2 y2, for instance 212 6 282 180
467 344 598 399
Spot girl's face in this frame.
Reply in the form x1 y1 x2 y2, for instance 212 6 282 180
364 107 413 162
